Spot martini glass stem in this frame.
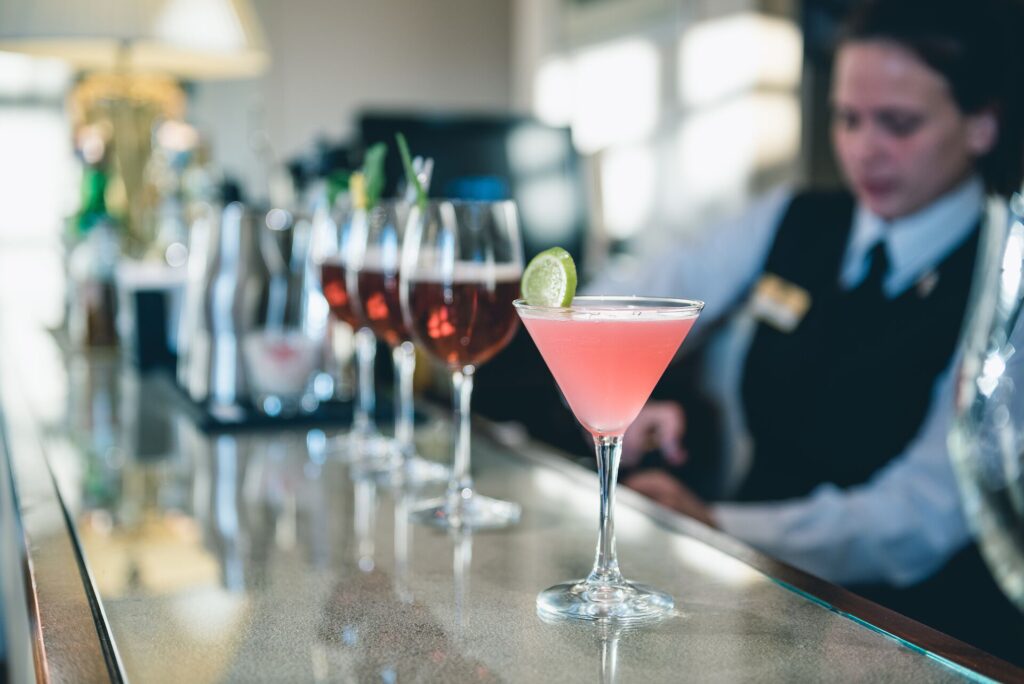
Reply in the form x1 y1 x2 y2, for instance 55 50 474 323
588 435 624 586
449 368 475 502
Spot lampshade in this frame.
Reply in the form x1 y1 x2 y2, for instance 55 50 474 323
0 0 268 79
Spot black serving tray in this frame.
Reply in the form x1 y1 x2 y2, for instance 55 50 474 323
161 375 429 434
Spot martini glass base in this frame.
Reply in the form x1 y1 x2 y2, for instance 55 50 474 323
411 492 521 530
536 579 673 623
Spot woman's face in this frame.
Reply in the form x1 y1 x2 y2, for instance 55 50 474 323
831 40 996 219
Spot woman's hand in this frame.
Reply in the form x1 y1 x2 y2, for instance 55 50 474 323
621 401 688 468
623 469 717 528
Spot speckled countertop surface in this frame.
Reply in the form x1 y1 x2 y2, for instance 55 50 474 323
4 334 990 683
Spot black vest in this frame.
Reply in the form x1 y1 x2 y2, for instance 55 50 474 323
734 192 1024 663
738 190 980 502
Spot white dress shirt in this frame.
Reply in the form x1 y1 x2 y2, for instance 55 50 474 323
587 176 986 586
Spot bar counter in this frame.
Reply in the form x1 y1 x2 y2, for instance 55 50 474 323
2 321 1021 683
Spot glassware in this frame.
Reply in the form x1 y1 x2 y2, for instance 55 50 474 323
515 296 703 622
312 198 388 461
180 202 324 418
949 194 1024 612
400 199 523 529
243 208 322 417
348 200 448 483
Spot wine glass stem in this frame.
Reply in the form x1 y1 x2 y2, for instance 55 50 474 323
355 475 376 572
354 327 376 434
588 434 624 585
449 368 475 500
392 342 416 457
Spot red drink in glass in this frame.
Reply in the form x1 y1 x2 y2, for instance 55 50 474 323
400 199 524 530
406 269 521 369
320 258 361 328
357 268 410 348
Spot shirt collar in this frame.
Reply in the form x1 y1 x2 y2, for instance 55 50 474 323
841 175 985 296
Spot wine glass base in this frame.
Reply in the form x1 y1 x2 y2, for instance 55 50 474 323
376 455 450 487
536 579 673 623
410 492 521 530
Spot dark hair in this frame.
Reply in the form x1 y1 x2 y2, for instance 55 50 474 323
840 0 1024 196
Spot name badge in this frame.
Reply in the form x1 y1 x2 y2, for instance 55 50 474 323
749 273 811 333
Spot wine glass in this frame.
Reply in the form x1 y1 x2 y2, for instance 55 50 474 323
311 197 387 463
400 199 523 529
348 199 448 483
515 296 703 622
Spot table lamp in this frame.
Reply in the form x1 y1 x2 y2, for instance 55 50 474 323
0 0 269 254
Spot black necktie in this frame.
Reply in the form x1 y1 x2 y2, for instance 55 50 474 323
859 240 890 298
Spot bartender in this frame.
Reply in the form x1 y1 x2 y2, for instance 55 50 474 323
593 0 1024 661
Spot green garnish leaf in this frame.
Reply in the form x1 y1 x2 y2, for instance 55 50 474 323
326 169 350 209
361 142 387 211
395 132 426 209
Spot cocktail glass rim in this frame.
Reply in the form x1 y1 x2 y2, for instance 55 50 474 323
513 295 704 319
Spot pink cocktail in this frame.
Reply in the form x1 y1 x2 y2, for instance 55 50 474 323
515 295 703 622
520 315 695 436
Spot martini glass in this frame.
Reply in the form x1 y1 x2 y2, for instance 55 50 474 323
515 295 703 622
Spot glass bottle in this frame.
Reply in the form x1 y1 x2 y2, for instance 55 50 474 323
67 167 121 347
949 194 1024 612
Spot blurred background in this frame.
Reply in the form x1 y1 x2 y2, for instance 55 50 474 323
0 0 871 460
0 0 858 333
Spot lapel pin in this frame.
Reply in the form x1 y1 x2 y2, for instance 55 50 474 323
916 271 939 298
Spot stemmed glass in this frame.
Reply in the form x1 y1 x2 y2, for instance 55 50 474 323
515 296 703 622
312 198 387 463
347 199 448 483
949 194 1024 612
400 199 523 529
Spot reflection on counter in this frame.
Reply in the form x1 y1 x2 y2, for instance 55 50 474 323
316 534 497 683
61 346 506 681
538 615 636 684
14 335 988 682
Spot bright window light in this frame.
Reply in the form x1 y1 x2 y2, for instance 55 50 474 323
0 107 75 242
533 57 573 127
679 13 802 107
534 39 661 155
532 39 659 154
0 106 74 331
674 93 800 208
676 99 755 207
751 92 800 168
571 38 659 154
517 174 578 243
601 145 656 239
0 51 69 98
